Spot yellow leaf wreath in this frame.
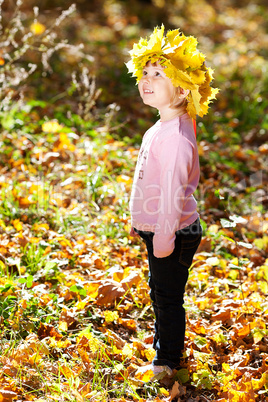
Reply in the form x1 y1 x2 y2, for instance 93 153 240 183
126 25 219 119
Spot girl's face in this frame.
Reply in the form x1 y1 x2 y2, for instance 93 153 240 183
138 61 175 115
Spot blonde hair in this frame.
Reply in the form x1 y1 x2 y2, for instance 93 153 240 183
170 87 188 111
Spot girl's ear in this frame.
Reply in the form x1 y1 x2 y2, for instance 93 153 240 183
179 88 190 98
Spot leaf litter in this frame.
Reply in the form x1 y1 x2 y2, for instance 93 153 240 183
0 1 268 401
0 110 267 401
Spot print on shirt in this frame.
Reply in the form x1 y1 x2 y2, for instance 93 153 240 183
137 147 148 180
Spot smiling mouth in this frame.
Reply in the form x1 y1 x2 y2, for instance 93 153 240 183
144 89 153 94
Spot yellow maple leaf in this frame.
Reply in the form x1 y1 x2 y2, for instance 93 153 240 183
126 24 219 119
84 281 100 299
58 320 68 332
104 310 119 324
32 222 49 232
144 347 156 362
252 371 268 390
121 343 134 358
189 68 207 85
12 219 23 231
42 120 63 133
135 367 154 382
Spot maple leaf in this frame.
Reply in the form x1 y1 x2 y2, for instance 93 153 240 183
135 367 155 382
0 390 18 402
96 280 126 306
42 120 63 133
126 24 219 118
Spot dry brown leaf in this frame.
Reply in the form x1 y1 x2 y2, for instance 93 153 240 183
121 271 141 291
96 280 125 306
105 329 126 349
14 232 29 247
71 389 84 402
170 381 180 400
211 307 232 324
197 236 212 252
79 381 91 397
59 307 76 329
38 322 63 340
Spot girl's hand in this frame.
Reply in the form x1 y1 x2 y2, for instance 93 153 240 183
130 226 139 237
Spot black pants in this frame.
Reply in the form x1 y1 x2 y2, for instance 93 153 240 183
135 218 202 369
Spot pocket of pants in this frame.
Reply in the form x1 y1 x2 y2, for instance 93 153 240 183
178 233 202 268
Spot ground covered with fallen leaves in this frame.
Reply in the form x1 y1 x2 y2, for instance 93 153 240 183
0 0 268 401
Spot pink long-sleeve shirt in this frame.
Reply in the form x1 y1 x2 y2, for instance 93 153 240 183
130 113 200 258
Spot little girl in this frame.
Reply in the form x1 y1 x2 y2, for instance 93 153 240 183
126 26 218 378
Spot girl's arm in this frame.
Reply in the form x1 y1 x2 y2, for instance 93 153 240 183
153 135 194 258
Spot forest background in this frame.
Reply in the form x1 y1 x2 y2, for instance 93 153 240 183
0 0 267 401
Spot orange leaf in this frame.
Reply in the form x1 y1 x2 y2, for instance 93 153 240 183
212 307 231 323
18 196 33 208
135 367 154 382
84 281 100 299
237 324 251 338
119 318 137 332
60 364 73 379
111 266 124 282
0 389 17 401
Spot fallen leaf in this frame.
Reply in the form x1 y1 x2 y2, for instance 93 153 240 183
121 271 142 291
119 318 137 332
0 389 17 402
96 280 125 306
135 367 154 382
170 381 180 400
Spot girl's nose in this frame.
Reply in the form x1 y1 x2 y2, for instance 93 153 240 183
143 75 150 83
